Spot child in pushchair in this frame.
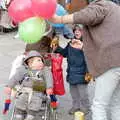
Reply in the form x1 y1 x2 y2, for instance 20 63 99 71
4 50 57 120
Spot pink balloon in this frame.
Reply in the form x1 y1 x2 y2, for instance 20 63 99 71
31 0 57 19
8 0 34 23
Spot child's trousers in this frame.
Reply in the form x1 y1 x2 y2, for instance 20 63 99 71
69 84 90 112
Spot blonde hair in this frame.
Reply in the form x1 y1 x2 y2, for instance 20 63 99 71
51 36 59 47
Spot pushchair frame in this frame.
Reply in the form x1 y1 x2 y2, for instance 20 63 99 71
10 85 58 120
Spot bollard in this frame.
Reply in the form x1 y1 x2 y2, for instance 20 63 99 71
74 111 85 120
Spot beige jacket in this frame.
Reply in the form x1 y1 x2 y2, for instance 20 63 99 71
73 0 120 77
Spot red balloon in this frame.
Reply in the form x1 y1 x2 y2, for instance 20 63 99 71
31 0 57 19
8 0 34 23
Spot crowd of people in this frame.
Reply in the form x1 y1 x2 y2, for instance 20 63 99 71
1 0 120 120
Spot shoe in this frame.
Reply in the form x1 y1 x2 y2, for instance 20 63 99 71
81 108 91 115
68 107 80 115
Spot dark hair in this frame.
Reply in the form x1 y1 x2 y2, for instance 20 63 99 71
52 30 57 38
73 25 83 33
25 36 52 53
73 25 83 41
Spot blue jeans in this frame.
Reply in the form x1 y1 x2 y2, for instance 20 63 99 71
53 25 74 39
92 67 120 120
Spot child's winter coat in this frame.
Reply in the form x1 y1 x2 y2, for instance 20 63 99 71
54 43 88 85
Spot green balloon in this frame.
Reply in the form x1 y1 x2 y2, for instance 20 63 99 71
18 17 46 43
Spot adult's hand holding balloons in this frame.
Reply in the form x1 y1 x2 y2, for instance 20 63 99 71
49 4 68 28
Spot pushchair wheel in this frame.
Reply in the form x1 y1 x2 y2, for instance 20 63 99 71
46 103 58 120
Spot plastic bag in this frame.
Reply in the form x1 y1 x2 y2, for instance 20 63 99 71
51 53 65 95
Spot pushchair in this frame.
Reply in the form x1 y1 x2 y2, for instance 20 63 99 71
1 52 65 120
2 85 58 120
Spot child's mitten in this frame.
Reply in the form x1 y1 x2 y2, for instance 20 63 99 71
50 95 58 109
3 99 11 114
46 88 53 95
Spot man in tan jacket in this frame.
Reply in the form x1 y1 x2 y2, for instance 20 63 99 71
49 0 120 120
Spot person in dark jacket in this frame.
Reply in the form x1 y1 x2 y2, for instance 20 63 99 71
51 25 90 115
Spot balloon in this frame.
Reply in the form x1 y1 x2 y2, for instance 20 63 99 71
8 0 33 23
31 0 57 19
18 17 46 43
50 4 68 28
56 4 68 17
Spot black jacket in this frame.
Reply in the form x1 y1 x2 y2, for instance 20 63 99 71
54 43 88 85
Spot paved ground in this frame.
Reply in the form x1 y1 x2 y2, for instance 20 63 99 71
0 32 93 120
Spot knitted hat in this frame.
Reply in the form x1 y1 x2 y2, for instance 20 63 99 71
24 50 44 64
73 24 83 33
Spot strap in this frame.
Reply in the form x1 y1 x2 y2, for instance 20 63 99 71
27 69 34 77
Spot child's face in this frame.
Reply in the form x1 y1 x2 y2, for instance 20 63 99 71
74 28 82 39
27 57 44 70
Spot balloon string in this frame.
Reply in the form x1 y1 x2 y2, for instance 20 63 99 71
43 24 52 36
